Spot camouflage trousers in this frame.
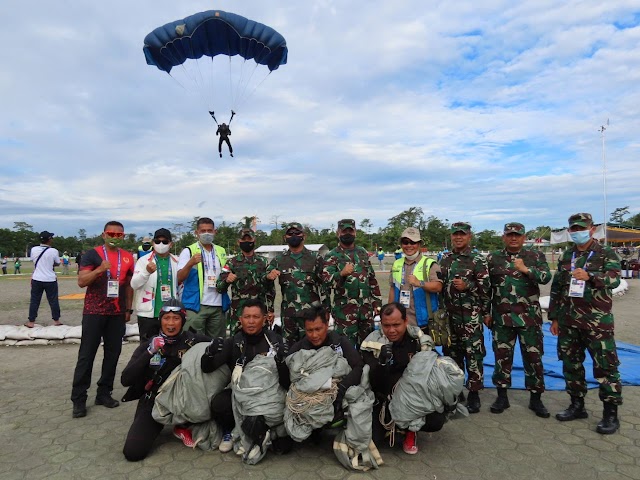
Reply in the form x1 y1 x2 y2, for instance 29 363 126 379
333 307 374 348
443 314 485 391
491 324 545 392
282 316 306 346
557 325 622 404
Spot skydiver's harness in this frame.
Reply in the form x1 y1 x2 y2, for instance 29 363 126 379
144 336 197 400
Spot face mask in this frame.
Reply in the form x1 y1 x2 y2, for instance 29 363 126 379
569 230 591 245
153 243 171 255
107 238 123 248
405 252 420 261
339 234 355 245
286 236 303 248
142 243 152 251
199 233 214 245
239 241 255 253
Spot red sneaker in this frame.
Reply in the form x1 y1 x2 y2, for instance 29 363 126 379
173 426 195 448
403 431 418 455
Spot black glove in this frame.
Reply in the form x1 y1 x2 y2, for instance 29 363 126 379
275 342 289 364
379 343 393 366
205 337 224 357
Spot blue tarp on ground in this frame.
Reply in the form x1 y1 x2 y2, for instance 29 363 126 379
439 323 640 390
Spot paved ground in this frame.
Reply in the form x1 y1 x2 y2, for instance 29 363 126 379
1 274 639 479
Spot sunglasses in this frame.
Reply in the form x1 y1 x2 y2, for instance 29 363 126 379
161 305 183 313
286 231 303 236
401 239 419 245
105 231 125 238
154 239 170 245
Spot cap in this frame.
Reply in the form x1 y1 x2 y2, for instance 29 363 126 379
285 222 304 233
238 228 256 239
153 228 172 242
39 231 54 242
337 219 356 230
450 222 471 234
503 222 525 235
142 236 152 244
568 213 593 228
400 227 421 242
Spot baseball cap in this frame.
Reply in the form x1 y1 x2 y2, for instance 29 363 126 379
285 222 304 234
400 227 421 242
39 231 54 242
568 213 593 228
238 228 256 239
153 228 172 242
450 222 471 234
503 222 525 235
337 219 356 230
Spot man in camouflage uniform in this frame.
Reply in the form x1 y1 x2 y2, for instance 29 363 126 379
485 222 551 418
267 222 329 344
440 222 490 413
322 219 382 347
549 213 622 435
216 228 275 333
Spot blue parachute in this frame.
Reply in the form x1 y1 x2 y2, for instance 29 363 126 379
143 10 288 74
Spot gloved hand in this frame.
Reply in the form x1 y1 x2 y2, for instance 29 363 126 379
275 342 289 364
205 337 224 357
330 384 347 427
378 343 393 366
147 336 165 355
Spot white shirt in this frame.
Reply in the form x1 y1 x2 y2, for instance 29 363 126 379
177 245 222 306
30 245 60 282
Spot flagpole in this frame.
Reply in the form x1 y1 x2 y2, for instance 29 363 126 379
600 122 608 246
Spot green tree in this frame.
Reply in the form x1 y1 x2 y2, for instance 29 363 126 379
473 229 502 251
610 206 630 224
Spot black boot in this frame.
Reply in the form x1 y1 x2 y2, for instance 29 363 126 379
490 388 510 414
467 391 481 414
596 403 620 435
555 395 588 422
528 392 550 418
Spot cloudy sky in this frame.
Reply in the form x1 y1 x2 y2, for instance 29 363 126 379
1 1 639 238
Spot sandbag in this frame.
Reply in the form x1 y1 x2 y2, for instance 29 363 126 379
64 326 83 339
4 326 37 341
34 325 71 340
125 323 139 337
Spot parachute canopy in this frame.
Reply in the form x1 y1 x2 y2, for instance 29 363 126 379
143 10 288 74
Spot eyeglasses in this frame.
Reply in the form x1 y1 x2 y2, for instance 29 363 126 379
401 239 419 245
154 239 170 245
161 305 183 313
286 231 303 237
105 231 125 238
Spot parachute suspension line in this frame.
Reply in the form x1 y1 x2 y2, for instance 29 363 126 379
184 33 211 111
235 69 271 113
234 60 259 108
225 33 235 111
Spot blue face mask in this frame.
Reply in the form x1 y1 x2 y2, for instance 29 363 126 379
569 230 591 245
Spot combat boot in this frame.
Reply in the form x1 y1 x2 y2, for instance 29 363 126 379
555 395 588 422
490 388 510 414
528 392 550 418
467 391 481 414
596 403 620 435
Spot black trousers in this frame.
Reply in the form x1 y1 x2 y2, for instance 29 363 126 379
123 399 164 461
372 400 446 447
137 316 160 345
210 388 235 432
71 314 126 403
28 280 60 321
218 137 233 154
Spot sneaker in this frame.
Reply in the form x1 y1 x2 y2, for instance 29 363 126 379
219 432 233 453
173 426 195 448
95 396 119 408
403 431 418 455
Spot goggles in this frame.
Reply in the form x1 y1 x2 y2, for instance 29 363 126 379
161 305 184 313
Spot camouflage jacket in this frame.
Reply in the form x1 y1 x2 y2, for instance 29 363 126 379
216 253 275 316
267 247 329 318
548 241 620 331
322 245 382 314
486 247 551 327
440 247 491 321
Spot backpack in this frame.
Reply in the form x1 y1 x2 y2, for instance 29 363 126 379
423 259 450 347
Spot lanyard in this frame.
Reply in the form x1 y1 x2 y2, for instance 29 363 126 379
401 260 417 286
154 253 172 287
199 243 217 275
102 245 121 281
571 251 594 272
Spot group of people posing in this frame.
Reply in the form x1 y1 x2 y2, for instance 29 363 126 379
68 213 623 465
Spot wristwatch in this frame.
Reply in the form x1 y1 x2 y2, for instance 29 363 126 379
419 281 425 287
127 309 134 314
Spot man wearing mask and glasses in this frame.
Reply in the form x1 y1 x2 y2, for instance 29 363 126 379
131 228 180 344
323 219 382 347
549 213 622 435
266 222 329 344
177 217 229 338
71 221 135 418
389 227 443 333
217 228 276 333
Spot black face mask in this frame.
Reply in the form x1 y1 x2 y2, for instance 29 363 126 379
239 241 255 253
339 234 355 245
142 243 152 251
286 236 303 248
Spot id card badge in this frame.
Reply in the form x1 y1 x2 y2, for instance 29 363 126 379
150 353 162 367
400 290 411 308
206 275 217 288
160 284 171 301
569 278 586 298
107 280 119 298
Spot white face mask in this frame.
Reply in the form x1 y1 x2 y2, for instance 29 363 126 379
153 243 171 255
405 252 420 261
199 233 214 245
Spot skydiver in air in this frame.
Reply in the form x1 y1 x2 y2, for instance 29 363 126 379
209 110 235 158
